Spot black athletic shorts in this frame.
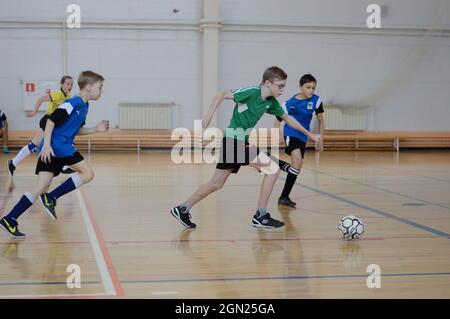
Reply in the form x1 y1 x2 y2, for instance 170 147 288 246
216 137 261 174
39 114 49 130
284 136 307 158
35 151 84 177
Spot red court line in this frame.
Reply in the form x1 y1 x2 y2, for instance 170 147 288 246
80 187 125 297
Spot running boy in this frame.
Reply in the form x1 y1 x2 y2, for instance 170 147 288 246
0 71 108 239
275 74 324 207
170 66 320 229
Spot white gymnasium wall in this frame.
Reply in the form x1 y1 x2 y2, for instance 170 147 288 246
218 0 450 131
0 0 202 130
0 0 449 131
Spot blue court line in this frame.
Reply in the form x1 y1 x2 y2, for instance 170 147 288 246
351 157 450 184
304 167 450 211
1 272 449 287
119 272 450 284
278 176 450 239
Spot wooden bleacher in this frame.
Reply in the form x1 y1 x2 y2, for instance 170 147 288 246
5 130 450 151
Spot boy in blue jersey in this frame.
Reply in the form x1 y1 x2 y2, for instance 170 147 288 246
0 71 109 239
275 74 325 207
0 109 9 154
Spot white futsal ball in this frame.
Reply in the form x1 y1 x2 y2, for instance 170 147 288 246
338 215 364 240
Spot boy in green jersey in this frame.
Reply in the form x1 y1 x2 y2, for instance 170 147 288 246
171 66 320 229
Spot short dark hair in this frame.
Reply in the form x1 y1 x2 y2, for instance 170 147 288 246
78 71 105 90
261 66 287 84
299 74 317 86
60 75 73 84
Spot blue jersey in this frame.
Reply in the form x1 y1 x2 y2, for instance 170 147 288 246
283 94 322 143
41 96 89 157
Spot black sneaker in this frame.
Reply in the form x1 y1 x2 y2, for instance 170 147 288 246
0 217 26 239
61 166 76 174
170 205 196 228
278 196 296 208
40 193 57 220
252 212 285 229
8 160 15 177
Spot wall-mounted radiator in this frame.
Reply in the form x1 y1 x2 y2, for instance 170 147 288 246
323 104 367 130
119 102 175 129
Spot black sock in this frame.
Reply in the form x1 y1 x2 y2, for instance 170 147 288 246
281 172 298 198
278 159 291 172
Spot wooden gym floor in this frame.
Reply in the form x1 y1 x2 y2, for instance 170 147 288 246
0 149 449 298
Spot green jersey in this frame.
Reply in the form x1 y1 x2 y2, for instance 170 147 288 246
225 85 285 141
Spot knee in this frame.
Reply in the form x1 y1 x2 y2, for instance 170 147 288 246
261 161 280 176
80 169 95 183
292 161 302 170
34 185 50 196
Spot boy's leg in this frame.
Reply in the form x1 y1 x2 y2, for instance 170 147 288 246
279 149 302 207
248 152 285 228
249 152 280 209
44 159 91 199
185 168 233 208
9 130 43 174
61 166 76 174
40 154 89 220
0 172 54 238
171 168 233 228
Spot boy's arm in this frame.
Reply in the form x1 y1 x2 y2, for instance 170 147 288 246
280 113 320 142
316 112 325 151
273 117 286 146
27 94 51 117
77 120 109 135
202 90 234 129
40 106 72 162
40 119 56 163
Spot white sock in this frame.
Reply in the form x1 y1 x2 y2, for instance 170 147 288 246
12 145 32 167
24 192 37 203
71 174 84 188
62 165 71 171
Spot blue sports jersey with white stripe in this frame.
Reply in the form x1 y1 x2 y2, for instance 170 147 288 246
283 94 321 142
41 96 89 157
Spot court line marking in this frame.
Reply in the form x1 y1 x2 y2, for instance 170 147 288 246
278 176 450 239
2 271 450 287
118 271 450 284
350 157 450 184
76 188 124 297
303 167 450 211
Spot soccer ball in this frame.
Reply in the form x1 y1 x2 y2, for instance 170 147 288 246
338 215 364 240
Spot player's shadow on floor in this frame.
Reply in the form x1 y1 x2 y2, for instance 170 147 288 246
0 239 32 277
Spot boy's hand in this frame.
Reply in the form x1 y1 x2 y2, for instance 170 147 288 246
309 133 321 143
315 136 324 152
96 120 110 132
26 111 38 117
40 145 55 163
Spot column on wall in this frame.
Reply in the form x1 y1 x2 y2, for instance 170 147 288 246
200 0 221 127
